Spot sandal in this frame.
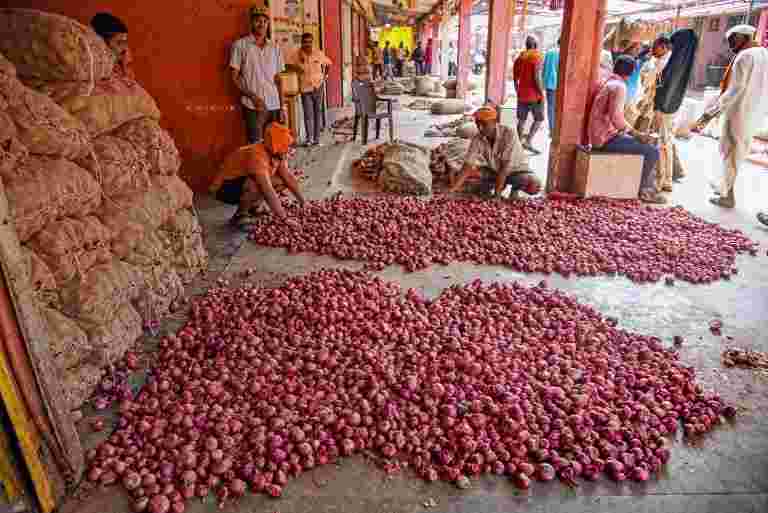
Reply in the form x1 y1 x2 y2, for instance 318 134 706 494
639 191 667 204
757 212 768 227
709 196 735 208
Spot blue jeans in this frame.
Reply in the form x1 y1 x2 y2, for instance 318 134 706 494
546 89 556 133
600 134 659 192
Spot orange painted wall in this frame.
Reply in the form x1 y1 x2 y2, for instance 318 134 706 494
4 0 268 192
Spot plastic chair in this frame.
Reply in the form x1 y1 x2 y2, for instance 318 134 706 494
351 80 394 145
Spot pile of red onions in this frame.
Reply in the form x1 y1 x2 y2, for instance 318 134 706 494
86 269 734 512
248 196 759 282
91 352 141 412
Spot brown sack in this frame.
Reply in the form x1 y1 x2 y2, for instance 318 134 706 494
43 308 90 373
28 216 113 286
6 157 102 241
161 208 208 283
153 175 194 211
0 9 115 82
40 76 161 136
84 303 142 367
59 260 141 328
76 135 152 197
25 247 60 307
0 110 28 179
0 75 91 159
58 363 103 411
0 51 15 78
113 118 181 175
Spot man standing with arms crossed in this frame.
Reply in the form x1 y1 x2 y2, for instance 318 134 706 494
230 7 285 144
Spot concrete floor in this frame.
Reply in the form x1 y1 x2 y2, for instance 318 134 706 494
63 99 768 513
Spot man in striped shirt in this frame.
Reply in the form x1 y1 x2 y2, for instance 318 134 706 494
230 7 285 144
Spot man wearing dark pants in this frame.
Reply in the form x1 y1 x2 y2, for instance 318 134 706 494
587 56 666 204
230 7 285 143
287 32 332 146
542 38 560 136
513 36 545 154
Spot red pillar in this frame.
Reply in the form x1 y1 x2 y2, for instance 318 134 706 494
485 0 515 105
546 0 607 192
323 0 343 108
758 8 768 47
456 0 472 97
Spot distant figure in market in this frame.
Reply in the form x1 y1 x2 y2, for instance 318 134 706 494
587 56 666 205
230 7 285 144
90 12 133 77
694 25 768 209
211 122 306 229
287 32 332 146
424 39 434 75
611 39 648 105
412 41 425 75
542 38 560 136
395 42 406 77
383 41 394 79
448 106 542 199
371 42 383 80
513 35 545 154
446 41 457 77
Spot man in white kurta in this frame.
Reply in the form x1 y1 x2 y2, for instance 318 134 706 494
702 25 768 208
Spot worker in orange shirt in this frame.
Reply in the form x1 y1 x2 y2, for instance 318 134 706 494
210 122 306 229
513 35 545 154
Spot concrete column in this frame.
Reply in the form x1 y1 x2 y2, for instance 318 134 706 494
758 8 768 46
456 0 472 97
546 0 607 192
485 0 515 105
323 0 343 108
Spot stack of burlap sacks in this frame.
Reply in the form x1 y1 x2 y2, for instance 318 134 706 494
0 9 208 410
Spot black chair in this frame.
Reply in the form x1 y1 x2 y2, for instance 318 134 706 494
351 80 394 145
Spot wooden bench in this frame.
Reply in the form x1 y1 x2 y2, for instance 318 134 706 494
573 145 644 199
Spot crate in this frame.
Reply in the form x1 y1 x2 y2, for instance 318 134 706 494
573 145 643 199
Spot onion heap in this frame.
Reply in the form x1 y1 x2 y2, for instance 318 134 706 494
86 269 734 511
249 195 759 281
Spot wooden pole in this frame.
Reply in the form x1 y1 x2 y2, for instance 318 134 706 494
546 0 607 193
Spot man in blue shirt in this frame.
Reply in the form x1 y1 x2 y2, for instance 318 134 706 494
542 38 560 135
611 40 651 104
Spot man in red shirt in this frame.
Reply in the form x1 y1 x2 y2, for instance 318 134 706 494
513 36 545 154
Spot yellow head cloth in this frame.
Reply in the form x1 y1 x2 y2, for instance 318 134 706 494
265 122 293 155
250 6 269 20
473 106 498 122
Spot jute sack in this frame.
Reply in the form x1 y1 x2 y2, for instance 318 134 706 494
379 142 432 195
28 216 113 286
6 156 102 242
430 139 471 184
160 209 208 283
113 118 181 176
39 77 161 136
430 99 467 115
0 9 115 83
25 248 60 307
59 260 141 328
43 308 90 373
133 263 184 325
84 303 142 367
76 135 152 197
415 76 436 96
59 363 103 411
0 110 29 179
0 74 91 159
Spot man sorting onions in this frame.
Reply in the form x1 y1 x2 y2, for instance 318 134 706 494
210 122 306 229
448 106 542 199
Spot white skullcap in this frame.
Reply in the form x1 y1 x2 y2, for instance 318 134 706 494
726 24 757 39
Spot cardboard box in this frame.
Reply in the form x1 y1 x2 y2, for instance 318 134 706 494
573 146 644 199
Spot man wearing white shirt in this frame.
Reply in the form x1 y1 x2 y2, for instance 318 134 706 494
230 7 285 143
446 41 457 77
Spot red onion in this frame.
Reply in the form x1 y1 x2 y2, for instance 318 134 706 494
148 495 170 513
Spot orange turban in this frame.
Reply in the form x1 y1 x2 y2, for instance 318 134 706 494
473 106 498 122
265 122 293 155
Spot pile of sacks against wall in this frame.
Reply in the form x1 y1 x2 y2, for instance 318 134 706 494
0 9 208 411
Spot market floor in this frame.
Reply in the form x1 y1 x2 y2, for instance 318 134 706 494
63 101 768 513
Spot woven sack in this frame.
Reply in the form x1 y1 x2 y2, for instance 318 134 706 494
0 9 115 82
58 363 103 411
40 76 161 136
43 308 90 373
160 209 208 283
379 142 432 195
113 118 181 175
76 135 152 197
25 248 60 307
0 110 28 179
430 99 467 115
59 260 141 328
6 156 102 241
84 303 142 367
